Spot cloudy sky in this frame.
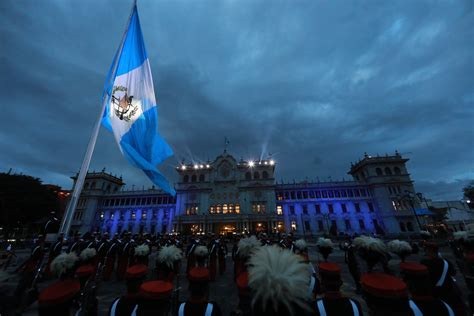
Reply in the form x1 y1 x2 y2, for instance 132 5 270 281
0 0 472 200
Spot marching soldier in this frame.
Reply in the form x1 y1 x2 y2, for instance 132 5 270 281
45 233 64 276
231 235 242 280
67 232 82 254
96 232 110 267
360 272 413 315
314 262 363 316
156 245 183 281
217 237 228 275
234 236 261 279
420 242 468 315
103 233 120 281
399 262 456 316
340 240 361 293
17 235 45 275
178 267 222 316
80 232 96 252
186 237 200 275
208 236 219 281
108 264 147 316
133 280 173 315
117 233 133 280
245 245 312 316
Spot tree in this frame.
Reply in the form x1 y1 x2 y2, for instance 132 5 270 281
463 181 474 206
0 172 61 238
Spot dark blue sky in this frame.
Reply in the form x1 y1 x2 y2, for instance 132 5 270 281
0 0 472 200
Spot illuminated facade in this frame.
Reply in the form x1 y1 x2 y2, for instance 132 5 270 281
71 151 423 236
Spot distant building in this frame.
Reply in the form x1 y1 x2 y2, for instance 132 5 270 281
71 151 428 236
422 199 474 232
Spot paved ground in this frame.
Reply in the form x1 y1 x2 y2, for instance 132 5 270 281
1 242 470 316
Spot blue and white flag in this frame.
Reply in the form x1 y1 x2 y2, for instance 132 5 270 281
102 4 175 195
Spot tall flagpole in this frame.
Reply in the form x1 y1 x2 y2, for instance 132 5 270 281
60 2 137 236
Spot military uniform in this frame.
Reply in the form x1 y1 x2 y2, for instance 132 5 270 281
314 263 362 316
217 239 227 275
108 264 147 316
117 237 133 280
400 262 455 316
208 239 218 281
133 280 173 315
178 267 222 316
67 232 82 254
103 236 119 280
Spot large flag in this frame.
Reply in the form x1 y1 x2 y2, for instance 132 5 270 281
102 4 175 195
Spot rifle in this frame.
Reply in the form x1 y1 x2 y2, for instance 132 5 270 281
16 254 46 313
76 261 105 316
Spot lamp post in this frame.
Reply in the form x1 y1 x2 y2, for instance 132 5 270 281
397 191 422 231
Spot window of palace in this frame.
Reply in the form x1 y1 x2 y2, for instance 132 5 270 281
291 221 297 231
191 175 197 182
252 203 266 214
328 191 334 198
355 203 361 213
262 171 269 179
277 192 283 201
131 211 136 219
315 204 321 214
254 172 260 179
322 191 328 198
318 220 324 231
284 192 290 200
302 205 308 214
335 191 341 198
235 204 240 213
385 167 392 175
289 205 295 215
355 189 361 197
142 211 147 219
290 191 296 200
359 219 365 230
368 202 374 212
277 205 283 215
120 211 124 220
341 203 347 213
341 190 348 198
245 172 251 180
399 222 406 232
304 221 311 231
199 174 205 182
345 219 351 230
316 191 322 198
394 167 401 175
309 191 315 198
328 204 334 213
406 222 414 232
186 204 198 215
348 190 354 197
110 212 114 220
223 204 228 214
303 191 308 199
376 168 383 176
99 212 105 220
297 191 302 199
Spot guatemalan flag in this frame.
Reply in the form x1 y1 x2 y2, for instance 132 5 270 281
102 4 175 195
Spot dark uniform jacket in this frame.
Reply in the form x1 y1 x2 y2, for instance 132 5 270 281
314 294 363 316
178 300 222 316
409 298 455 316
108 295 140 316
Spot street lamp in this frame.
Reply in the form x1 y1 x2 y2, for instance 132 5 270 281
396 191 422 231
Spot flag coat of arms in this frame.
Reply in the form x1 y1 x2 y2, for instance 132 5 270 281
102 4 175 195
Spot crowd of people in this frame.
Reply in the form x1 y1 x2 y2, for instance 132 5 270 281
2 227 474 315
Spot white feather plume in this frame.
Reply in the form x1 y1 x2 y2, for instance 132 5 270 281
157 245 183 268
248 245 311 316
387 240 412 255
353 236 387 253
420 230 431 237
237 236 261 258
79 248 97 261
194 245 209 258
316 237 334 248
453 231 468 240
50 252 78 278
134 244 150 257
294 239 307 251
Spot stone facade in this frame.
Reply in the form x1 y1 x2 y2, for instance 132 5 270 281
72 151 424 236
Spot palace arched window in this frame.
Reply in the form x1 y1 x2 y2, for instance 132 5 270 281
191 175 197 183
376 168 383 176
254 172 260 179
199 174 205 182
394 167 401 175
91 182 96 189
84 182 89 189
183 175 189 183
384 167 392 175
262 171 269 179
245 172 251 180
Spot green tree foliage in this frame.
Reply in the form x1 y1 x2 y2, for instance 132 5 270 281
0 172 61 237
463 181 474 202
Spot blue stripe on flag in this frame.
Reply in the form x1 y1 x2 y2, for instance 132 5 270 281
119 107 175 195
116 6 147 77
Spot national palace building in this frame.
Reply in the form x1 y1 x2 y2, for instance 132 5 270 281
70 151 426 236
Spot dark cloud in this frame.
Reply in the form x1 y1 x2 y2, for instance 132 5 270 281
0 0 473 200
